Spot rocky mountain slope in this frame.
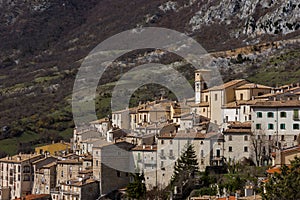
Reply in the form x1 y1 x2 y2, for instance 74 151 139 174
0 0 299 154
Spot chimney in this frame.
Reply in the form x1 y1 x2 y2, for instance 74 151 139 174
17 156 21 161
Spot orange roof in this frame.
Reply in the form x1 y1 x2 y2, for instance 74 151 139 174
261 179 269 183
218 196 236 200
266 167 281 174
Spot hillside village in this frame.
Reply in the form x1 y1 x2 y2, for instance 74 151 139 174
1 69 300 200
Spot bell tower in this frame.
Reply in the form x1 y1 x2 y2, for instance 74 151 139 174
195 69 210 104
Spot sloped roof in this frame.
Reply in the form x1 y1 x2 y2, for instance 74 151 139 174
236 83 273 90
252 100 300 107
208 79 247 91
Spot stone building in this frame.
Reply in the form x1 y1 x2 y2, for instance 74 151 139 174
251 100 300 149
51 178 99 200
56 159 83 186
131 145 157 189
32 161 57 195
92 140 135 195
0 154 44 200
223 122 253 162
156 129 224 188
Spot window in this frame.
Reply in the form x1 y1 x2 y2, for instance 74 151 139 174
268 124 274 130
161 161 164 168
236 109 238 115
229 146 232 152
281 135 285 141
240 93 244 100
61 171 63 178
280 123 286 130
244 146 248 152
201 159 204 165
201 150 204 157
256 124 261 130
205 95 208 102
96 160 98 167
161 140 164 145
23 175 30 181
244 135 248 141
267 112 274 118
161 150 164 157
203 108 206 112
169 140 172 145
294 109 299 119
243 106 246 114
294 135 298 141
257 112 262 118
215 94 218 101
269 135 272 140
117 171 120 177
169 150 173 157
293 124 299 130
228 135 232 141
280 112 287 118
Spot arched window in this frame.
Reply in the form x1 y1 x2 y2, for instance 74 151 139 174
257 112 262 118
267 112 274 118
280 112 287 118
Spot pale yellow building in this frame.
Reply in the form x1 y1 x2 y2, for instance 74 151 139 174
35 142 71 156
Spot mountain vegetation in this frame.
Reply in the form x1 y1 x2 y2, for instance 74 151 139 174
0 0 299 155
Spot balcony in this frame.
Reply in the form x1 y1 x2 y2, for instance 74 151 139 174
293 115 300 121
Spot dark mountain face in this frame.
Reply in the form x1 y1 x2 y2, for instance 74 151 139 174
0 0 299 142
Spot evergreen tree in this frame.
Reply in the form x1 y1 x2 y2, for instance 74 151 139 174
263 156 300 200
126 173 146 199
171 144 199 188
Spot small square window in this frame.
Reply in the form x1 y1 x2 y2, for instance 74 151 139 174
280 112 287 118
256 124 261 130
280 123 286 130
268 124 274 130
293 124 299 130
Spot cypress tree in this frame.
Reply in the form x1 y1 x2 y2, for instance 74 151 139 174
171 144 199 188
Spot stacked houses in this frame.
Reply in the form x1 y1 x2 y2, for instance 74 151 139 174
0 69 300 199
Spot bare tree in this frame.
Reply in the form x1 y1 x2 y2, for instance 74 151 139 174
250 130 275 166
